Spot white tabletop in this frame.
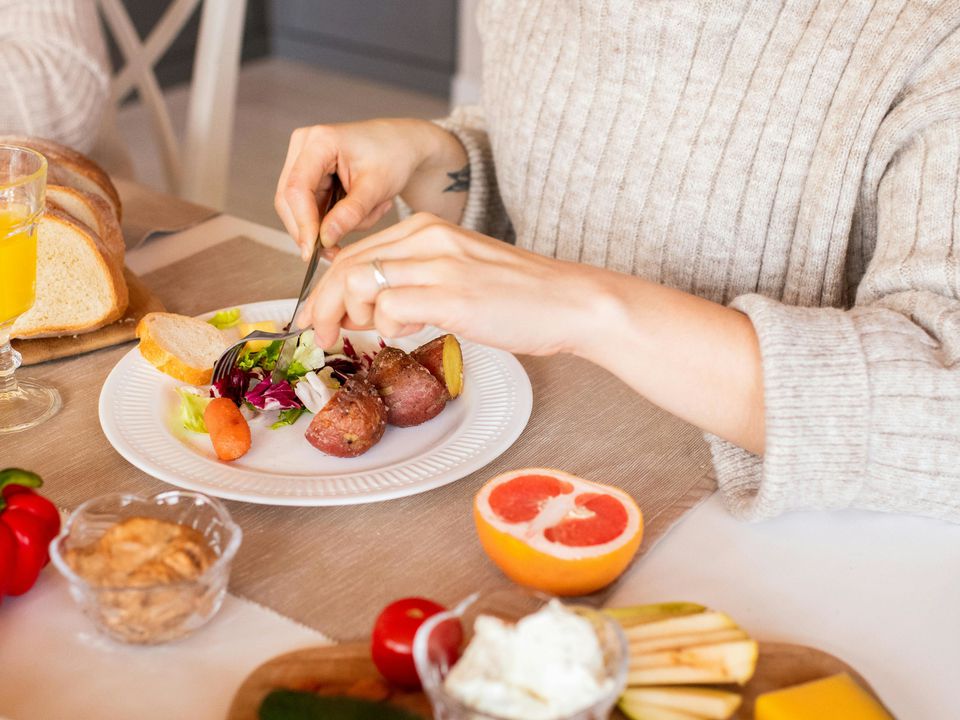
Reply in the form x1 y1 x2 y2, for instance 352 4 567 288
609 494 960 719
7 214 958 719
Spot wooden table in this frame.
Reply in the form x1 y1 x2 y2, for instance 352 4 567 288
2 191 958 718
133 211 960 720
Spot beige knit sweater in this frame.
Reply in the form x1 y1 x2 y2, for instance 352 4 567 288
442 0 960 522
0 0 110 152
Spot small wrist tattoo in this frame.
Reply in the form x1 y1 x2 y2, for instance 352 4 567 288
443 164 471 193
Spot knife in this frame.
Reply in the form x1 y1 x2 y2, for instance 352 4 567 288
274 173 346 377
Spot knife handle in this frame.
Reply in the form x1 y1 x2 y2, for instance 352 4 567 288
286 173 346 332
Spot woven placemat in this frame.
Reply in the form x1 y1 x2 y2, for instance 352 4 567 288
4 236 715 640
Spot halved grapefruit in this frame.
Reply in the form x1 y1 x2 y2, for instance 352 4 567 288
474 468 643 596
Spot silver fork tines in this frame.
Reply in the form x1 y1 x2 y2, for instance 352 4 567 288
211 175 346 386
211 328 303 385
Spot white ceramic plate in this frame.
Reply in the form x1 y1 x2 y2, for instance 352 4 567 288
99 299 532 506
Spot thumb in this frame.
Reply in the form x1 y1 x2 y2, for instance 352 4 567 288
319 177 390 248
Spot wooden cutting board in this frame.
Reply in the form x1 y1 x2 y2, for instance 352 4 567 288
226 641 889 720
15 267 165 366
227 643 432 720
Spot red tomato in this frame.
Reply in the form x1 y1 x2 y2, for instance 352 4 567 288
371 597 462 689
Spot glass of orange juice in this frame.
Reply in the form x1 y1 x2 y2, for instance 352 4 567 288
0 145 61 433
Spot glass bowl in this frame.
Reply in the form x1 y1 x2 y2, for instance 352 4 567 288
49 490 242 644
413 589 628 720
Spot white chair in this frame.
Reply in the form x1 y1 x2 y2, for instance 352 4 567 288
97 0 247 209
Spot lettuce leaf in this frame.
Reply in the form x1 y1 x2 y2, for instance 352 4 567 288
176 387 212 433
284 360 311 381
315 366 341 389
292 330 325 371
207 308 241 329
237 340 283 372
271 407 307 430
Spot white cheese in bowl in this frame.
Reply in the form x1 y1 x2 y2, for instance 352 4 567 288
443 600 613 720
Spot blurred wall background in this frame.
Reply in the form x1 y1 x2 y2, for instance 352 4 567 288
114 0 484 229
109 0 270 87
117 0 482 100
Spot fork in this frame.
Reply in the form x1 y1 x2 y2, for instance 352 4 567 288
210 174 346 385
211 328 304 384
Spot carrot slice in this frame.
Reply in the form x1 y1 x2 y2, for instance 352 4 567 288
203 397 251 461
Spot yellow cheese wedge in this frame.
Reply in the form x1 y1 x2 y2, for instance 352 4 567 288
755 673 892 720
238 321 278 351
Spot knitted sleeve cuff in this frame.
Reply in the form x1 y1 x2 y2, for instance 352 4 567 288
709 293 871 520
396 106 512 240
433 113 497 233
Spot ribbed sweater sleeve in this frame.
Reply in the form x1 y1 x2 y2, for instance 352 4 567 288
432 105 513 242
0 0 110 153
713 107 960 522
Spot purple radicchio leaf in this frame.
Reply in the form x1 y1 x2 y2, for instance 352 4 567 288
341 336 382 370
326 357 359 384
244 378 303 411
342 336 360 363
211 367 261 406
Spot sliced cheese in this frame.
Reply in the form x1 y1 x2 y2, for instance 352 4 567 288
755 673 892 720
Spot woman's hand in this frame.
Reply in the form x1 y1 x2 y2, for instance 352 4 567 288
300 212 766 454
275 119 468 259
299 213 609 356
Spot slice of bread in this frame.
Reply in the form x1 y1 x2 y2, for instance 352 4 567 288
0 135 122 221
46 185 125 263
11 208 129 338
136 312 231 385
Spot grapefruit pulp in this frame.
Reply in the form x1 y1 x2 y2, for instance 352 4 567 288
474 468 643 596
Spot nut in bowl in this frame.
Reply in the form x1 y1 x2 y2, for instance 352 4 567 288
49 490 241 644
413 589 628 720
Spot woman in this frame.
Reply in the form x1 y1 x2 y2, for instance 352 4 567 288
276 1 960 522
0 0 110 153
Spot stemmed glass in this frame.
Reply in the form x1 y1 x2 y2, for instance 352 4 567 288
0 144 61 433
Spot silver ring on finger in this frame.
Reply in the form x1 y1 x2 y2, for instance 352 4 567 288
371 258 391 293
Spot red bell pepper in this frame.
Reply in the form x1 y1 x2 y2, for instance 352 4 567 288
0 469 60 598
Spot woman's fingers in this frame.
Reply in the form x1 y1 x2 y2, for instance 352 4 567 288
275 129 308 248
298 218 493 346
305 220 473 341
324 215 426 264
338 314 423 340
334 214 511 272
354 200 394 232
284 140 337 255
319 176 391 248
339 257 461 329
373 287 456 339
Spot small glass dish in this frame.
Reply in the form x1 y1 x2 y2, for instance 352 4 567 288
413 588 628 720
49 490 242 644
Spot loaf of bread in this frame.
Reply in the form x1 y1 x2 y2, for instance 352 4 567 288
0 135 121 221
46 185 125 263
5 137 131 339
12 207 129 338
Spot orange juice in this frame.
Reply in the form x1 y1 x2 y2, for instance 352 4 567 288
0 206 37 324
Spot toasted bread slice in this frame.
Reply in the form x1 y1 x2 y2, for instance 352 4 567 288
137 312 231 385
11 209 129 338
0 135 122 221
46 185 125 262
